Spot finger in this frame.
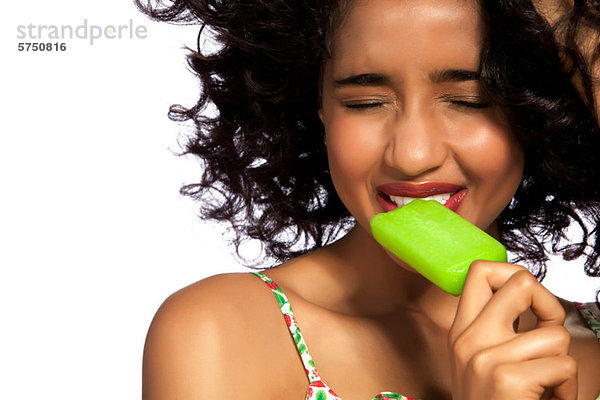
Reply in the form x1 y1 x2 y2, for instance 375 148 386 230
465 325 571 378
451 260 528 335
467 269 565 335
491 356 578 400
451 324 571 391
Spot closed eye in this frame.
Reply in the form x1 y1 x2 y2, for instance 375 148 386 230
450 100 490 109
440 94 490 110
344 102 384 110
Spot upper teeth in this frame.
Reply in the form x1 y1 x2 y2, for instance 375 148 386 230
389 193 452 207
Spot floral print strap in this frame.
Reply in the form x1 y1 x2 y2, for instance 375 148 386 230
574 302 600 400
373 394 415 400
575 302 600 342
251 271 323 383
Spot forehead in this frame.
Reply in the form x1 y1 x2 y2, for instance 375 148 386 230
328 0 485 73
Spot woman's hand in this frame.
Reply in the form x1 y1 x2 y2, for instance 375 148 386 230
448 261 578 400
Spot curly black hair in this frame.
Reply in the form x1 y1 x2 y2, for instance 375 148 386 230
134 0 600 278
480 0 600 278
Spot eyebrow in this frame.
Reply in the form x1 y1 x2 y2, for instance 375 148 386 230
333 73 390 87
430 69 480 83
333 69 480 88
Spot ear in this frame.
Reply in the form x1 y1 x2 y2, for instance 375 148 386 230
318 108 325 124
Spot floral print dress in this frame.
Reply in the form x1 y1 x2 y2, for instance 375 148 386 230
251 272 600 400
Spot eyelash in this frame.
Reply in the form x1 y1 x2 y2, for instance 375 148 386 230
343 100 490 110
449 100 490 109
344 102 384 110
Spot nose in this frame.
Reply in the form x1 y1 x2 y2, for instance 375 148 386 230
383 109 449 178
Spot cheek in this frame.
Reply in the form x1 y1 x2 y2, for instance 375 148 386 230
325 114 383 185
464 125 524 186
456 119 525 225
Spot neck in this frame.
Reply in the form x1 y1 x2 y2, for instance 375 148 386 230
324 225 460 329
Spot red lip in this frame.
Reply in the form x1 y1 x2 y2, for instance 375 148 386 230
444 189 467 212
376 182 463 197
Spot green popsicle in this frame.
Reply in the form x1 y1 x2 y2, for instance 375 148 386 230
370 199 507 296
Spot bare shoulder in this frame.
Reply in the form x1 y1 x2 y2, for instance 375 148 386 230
142 272 308 399
560 298 600 399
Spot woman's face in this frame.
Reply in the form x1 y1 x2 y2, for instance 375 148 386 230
320 0 524 240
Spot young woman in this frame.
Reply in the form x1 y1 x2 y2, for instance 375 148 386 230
136 0 600 398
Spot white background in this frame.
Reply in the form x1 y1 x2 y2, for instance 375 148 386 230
2 1 599 399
